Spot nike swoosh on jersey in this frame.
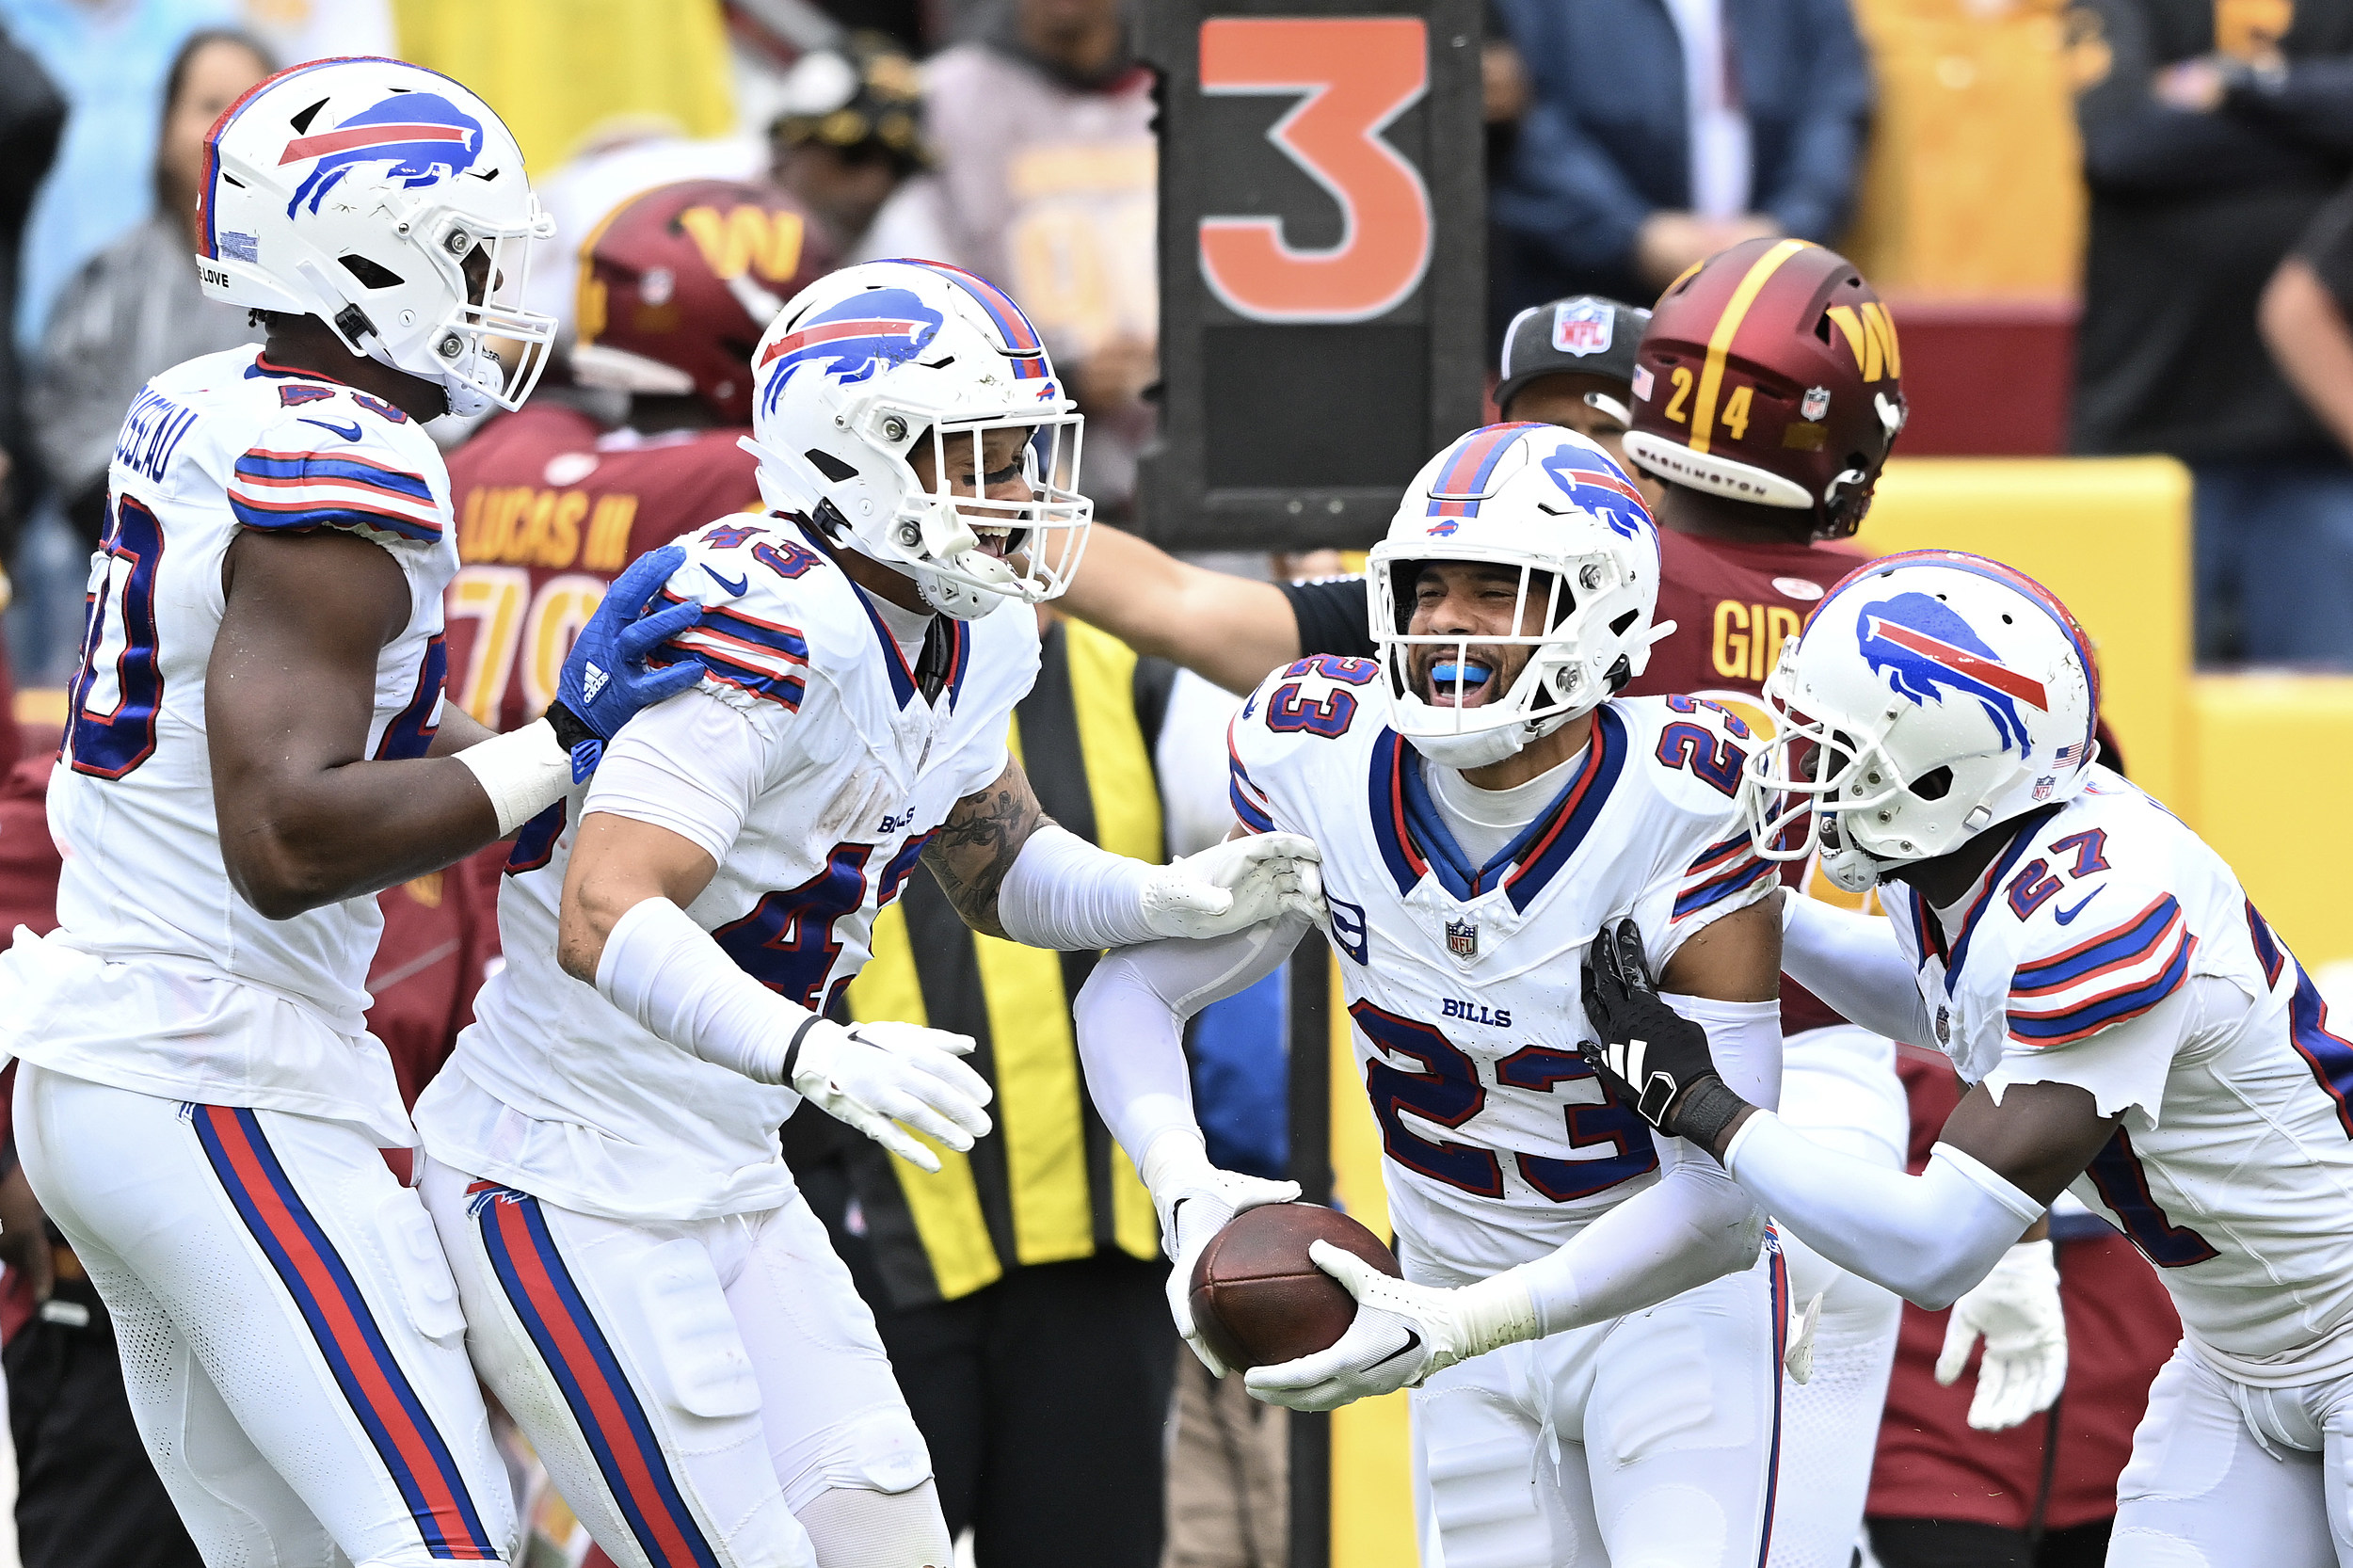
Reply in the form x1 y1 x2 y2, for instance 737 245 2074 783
2054 888 2105 925
297 417 364 441
703 566 749 597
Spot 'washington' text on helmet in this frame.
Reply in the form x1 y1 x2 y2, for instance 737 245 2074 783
1740 551 2102 892
196 56 557 419
573 178 840 425
1368 424 1673 769
742 260 1089 620
1623 238 1906 540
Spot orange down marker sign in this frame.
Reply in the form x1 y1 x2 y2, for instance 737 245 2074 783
1198 17 1434 323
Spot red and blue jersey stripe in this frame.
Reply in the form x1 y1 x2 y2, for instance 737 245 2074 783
2006 893 2193 1048
1371 708 1625 908
190 1105 500 1560
230 448 443 542
647 595 810 712
470 1184 724 1568
1673 828 1777 920
1226 717 1277 835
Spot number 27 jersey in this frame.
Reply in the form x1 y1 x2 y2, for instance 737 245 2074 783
1228 659 1781 1277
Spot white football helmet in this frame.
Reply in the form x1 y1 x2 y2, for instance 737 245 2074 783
1741 551 2102 892
1367 424 1672 768
743 259 1089 620
195 56 556 419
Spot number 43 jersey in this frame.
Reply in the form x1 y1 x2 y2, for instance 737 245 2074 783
1892 769 2353 1386
5 346 455 1144
414 516 1038 1223
1228 658 1782 1278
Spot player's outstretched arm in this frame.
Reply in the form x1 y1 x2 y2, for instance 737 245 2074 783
208 536 700 919
1779 891 1934 1045
1056 523 1305 695
1073 909 1314 1375
557 808 992 1172
926 761 1325 946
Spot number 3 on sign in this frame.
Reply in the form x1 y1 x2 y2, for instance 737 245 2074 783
1198 17 1433 323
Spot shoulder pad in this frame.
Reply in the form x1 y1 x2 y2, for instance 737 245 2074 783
646 518 837 712
227 393 449 549
1239 654 1384 742
1627 695 1760 813
2002 870 2192 1049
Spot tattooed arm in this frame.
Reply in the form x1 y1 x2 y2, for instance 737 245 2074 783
926 758 1325 950
922 759 1053 940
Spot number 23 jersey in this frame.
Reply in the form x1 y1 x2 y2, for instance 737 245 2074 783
1228 659 1780 1277
415 516 1038 1223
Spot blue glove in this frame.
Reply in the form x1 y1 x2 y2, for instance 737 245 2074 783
551 545 705 771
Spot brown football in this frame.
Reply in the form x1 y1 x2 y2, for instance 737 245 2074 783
1188 1204 1401 1372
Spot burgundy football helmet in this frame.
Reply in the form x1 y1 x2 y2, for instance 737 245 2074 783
573 178 839 425
1622 238 1907 538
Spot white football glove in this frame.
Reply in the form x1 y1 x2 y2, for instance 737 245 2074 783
1141 832 1325 939
791 1019 994 1174
1242 1241 1535 1413
1141 1132 1301 1376
1936 1238 2067 1432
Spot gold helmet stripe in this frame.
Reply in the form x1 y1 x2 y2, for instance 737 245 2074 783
1689 238 1813 456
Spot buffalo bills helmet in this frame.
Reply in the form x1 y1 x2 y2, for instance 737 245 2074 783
743 259 1088 620
1623 239 1906 539
195 57 557 418
1367 424 1673 769
1741 552 2102 891
572 178 839 425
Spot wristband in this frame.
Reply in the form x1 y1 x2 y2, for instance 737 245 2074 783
452 718 575 838
780 1014 824 1088
1673 1077 1753 1155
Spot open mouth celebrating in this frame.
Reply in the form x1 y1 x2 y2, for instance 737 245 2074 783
1420 650 1503 708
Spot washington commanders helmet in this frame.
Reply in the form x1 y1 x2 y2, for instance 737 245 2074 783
1622 239 1907 539
573 179 840 424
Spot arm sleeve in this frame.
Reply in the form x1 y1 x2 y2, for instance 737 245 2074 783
1515 1150 1765 1335
1754 0 1873 241
1273 577 1374 661
1668 993 1782 1112
1073 914 1314 1162
582 687 779 865
1781 895 1935 1045
1724 1114 2044 1308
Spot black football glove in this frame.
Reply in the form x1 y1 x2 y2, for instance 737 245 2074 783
1577 920 1750 1150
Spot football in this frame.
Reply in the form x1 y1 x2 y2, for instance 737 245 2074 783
1187 1204 1401 1372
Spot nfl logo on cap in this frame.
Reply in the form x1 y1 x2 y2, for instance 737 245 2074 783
1552 299 1612 358
1446 920 1479 960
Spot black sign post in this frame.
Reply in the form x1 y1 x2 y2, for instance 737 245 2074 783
1138 0 1487 555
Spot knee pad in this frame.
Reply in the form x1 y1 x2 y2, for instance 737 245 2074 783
794 1480 952 1568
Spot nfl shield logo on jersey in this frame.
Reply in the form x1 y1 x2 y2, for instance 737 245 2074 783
1446 920 1479 961
1552 299 1612 358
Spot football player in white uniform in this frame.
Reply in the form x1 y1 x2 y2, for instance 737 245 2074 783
1076 424 1795 1567
411 259 1322 1568
0 58 707 1568
1581 548 2353 1566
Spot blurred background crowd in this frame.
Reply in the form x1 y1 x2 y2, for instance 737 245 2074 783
0 0 2346 1566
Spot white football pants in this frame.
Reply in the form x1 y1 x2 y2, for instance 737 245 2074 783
1769 1025 1908 1568
1412 1239 1787 1568
13 1063 518 1567
419 1160 948 1568
2111 1341 2353 1566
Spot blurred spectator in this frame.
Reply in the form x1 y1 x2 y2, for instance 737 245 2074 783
235 0 392 62
925 0 1157 513
2261 181 2353 663
1865 1046 2179 1568
770 33 953 264
0 29 61 563
2070 0 2353 666
33 28 272 547
0 0 235 356
1486 0 1870 328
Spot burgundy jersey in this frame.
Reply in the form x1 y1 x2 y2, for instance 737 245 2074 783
367 844 504 1112
442 403 763 734
1623 531 1863 1034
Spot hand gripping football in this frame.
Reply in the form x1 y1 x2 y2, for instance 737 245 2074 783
1187 1203 1401 1373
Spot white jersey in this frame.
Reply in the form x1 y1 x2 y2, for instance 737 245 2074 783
415 516 1038 1222
1228 660 1780 1278
1894 767 2353 1385
2 345 456 1143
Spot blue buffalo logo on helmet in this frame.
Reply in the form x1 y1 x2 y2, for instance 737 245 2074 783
1536 441 1651 541
280 92 484 216
1856 592 2048 753
755 287 948 415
